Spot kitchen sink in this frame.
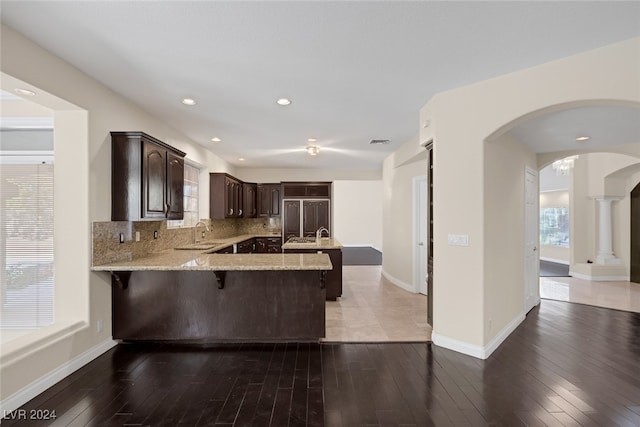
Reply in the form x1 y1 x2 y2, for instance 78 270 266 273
174 240 226 250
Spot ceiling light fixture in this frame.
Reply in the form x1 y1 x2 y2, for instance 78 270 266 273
181 98 196 106
211 137 222 142
276 98 292 106
307 138 317 143
238 158 245 162
306 146 320 156
15 88 36 96
552 155 579 176
575 136 590 142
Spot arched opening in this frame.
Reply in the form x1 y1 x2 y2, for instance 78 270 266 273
632 181 640 284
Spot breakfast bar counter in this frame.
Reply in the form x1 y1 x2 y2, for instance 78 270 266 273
92 252 332 342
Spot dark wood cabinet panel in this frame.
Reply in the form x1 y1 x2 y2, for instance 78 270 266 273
282 182 331 198
283 200 301 240
257 184 281 217
303 200 330 237
111 131 186 221
112 270 325 340
210 173 243 219
283 248 342 300
255 237 282 253
237 239 255 254
243 183 257 218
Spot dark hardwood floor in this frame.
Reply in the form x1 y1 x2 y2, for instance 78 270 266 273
3 300 640 426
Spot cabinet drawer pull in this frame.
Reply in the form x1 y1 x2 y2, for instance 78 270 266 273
239 209 243 215
229 208 234 215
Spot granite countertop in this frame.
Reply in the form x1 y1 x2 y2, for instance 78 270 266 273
91 251 332 272
174 233 281 251
281 237 343 250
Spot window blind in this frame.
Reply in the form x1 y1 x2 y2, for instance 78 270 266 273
1 161 54 329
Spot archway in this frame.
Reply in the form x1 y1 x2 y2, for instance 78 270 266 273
632 181 640 283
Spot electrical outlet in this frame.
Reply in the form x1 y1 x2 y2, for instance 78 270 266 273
119 233 125 244
154 230 158 239
135 231 140 242
96 319 103 333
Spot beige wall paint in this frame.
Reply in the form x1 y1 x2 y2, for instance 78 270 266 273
381 136 427 289
0 24 232 403
570 153 640 276
235 168 381 183
423 37 640 355
484 132 537 343
333 181 383 249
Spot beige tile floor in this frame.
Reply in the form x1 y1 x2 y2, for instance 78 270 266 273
540 276 640 313
323 265 431 342
324 267 640 343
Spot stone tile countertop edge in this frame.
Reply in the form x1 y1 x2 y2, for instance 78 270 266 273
281 237 344 250
91 252 333 272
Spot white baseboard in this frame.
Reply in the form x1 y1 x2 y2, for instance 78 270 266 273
0 338 118 415
432 311 526 360
540 257 569 265
569 271 630 281
381 269 416 293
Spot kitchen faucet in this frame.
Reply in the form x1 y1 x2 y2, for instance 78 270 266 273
194 221 210 243
316 227 330 242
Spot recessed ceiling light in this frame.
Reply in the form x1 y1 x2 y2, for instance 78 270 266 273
575 136 590 142
238 158 245 162
15 88 36 96
211 137 222 142
181 98 196 106
306 146 320 156
307 138 317 143
276 98 292 106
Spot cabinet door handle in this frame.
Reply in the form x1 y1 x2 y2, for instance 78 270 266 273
239 209 243 215
229 208 234 215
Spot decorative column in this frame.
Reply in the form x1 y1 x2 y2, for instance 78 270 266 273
594 196 622 265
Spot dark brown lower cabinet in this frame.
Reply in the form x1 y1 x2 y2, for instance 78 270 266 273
255 237 282 253
283 248 342 300
111 270 326 341
237 239 255 253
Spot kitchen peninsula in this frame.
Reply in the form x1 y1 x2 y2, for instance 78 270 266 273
92 250 332 342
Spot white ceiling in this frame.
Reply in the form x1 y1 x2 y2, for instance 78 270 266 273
2 1 639 169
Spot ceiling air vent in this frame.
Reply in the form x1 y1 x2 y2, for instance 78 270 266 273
369 139 390 145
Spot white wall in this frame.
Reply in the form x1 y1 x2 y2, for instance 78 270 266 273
332 181 383 249
0 23 232 407
381 136 427 290
570 153 640 275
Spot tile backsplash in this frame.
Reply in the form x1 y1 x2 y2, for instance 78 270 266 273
92 217 281 265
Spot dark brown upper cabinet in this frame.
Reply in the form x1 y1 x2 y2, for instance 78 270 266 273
210 173 244 219
242 182 257 218
257 183 281 217
282 182 331 199
111 131 185 221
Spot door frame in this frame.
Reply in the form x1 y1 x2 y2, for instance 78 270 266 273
631 181 640 283
413 175 428 294
524 166 540 313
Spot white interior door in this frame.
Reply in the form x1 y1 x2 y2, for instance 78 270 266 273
414 176 428 295
524 167 540 312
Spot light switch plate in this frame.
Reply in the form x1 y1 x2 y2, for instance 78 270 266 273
448 234 469 246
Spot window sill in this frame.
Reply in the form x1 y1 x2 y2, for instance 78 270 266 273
0 320 88 367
